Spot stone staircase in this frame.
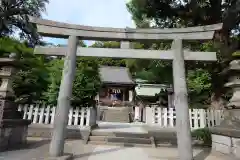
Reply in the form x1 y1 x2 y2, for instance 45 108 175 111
87 129 178 148
87 130 155 147
101 107 133 123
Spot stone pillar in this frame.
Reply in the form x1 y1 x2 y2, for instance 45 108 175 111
172 39 193 160
211 59 240 158
145 106 153 125
129 90 133 102
49 36 78 157
0 53 31 151
167 90 174 108
122 89 125 101
167 94 172 108
134 106 141 121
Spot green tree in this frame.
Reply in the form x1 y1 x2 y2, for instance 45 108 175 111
90 41 126 67
126 0 240 107
0 37 49 103
0 0 49 43
44 57 101 107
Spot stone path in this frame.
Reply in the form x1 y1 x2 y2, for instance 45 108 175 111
0 138 237 160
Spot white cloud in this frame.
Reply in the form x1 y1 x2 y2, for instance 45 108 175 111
42 0 135 45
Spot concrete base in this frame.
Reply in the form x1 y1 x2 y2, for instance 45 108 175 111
211 134 240 158
46 153 73 160
0 125 28 151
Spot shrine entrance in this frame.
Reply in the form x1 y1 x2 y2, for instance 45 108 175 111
96 65 136 123
30 16 222 160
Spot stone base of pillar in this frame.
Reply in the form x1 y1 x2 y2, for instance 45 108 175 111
210 109 240 158
0 119 31 151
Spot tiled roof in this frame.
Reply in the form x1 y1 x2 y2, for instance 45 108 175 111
99 66 134 85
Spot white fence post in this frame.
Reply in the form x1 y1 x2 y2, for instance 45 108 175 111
157 107 162 126
134 106 140 121
50 107 56 124
44 105 51 124
145 106 153 125
199 109 206 128
163 108 168 127
27 105 33 120
23 104 28 119
68 108 73 125
74 107 79 126
169 108 174 127
80 108 85 126
33 104 39 124
38 104 45 124
193 109 199 129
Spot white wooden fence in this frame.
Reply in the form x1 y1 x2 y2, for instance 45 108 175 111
145 106 224 130
18 104 95 127
18 104 224 130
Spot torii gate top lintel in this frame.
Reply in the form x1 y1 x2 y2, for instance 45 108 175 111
29 17 222 40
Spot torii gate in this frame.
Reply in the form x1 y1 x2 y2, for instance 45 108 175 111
29 17 222 160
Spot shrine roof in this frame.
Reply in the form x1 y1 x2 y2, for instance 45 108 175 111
135 83 173 97
99 66 135 85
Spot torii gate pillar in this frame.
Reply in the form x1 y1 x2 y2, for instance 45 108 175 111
172 39 193 159
49 36 78 157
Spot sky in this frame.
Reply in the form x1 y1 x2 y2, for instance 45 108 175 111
42 0 135 45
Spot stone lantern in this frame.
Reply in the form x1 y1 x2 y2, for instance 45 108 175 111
0 53 31 151
211 56 240 158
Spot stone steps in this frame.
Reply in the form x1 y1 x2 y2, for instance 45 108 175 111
88 140 153 148
89 136 152 144
91 131 149 138
101 107 132 122
88 128 181 148
88 130 158 148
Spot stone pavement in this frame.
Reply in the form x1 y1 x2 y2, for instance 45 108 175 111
0 138 237 160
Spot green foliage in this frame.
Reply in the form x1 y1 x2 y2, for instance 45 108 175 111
0 37 49 103
42 59 63 104
191 128 212 146
126 0 240 108
232 51 240 58
0 0 49 43
187 69 212 108
91 41 120 48
187 69 211 94
44 57 101 107
126 0 240 32
89 41 126 67
72 58 101 107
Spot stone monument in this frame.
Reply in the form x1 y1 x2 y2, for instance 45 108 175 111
0 53 31 151
211 56 240 158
